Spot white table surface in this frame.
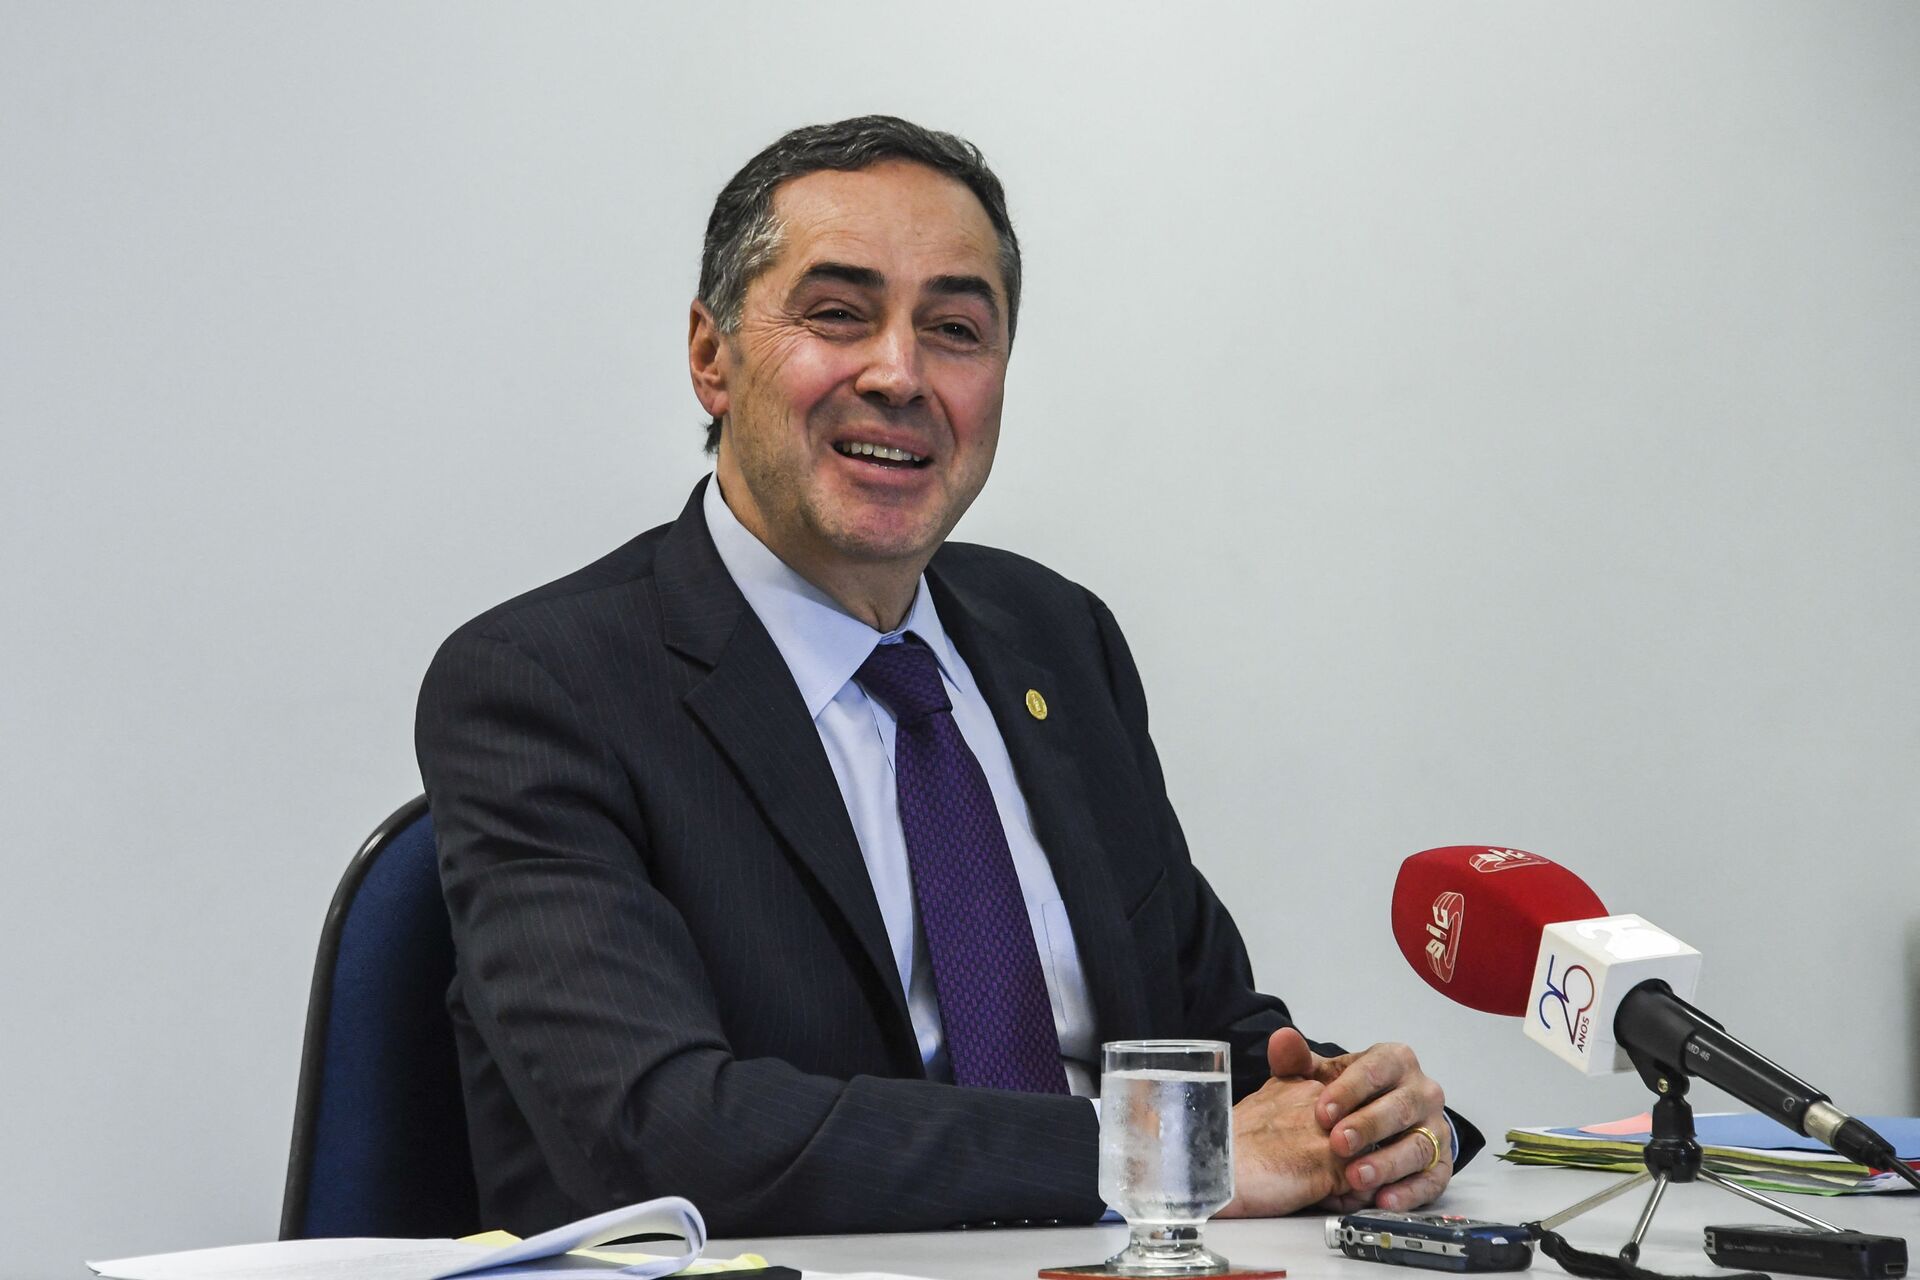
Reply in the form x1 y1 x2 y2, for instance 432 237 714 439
709 1161 1915 1280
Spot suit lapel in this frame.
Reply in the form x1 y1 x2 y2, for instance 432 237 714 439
655 482 916 1062
929 567 1154 1045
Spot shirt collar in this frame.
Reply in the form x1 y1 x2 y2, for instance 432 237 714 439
702 474 962 719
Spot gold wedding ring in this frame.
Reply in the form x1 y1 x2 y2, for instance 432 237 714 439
1413 1124 1442 1172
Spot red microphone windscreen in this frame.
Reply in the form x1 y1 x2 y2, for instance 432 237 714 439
1391 846 1608 1015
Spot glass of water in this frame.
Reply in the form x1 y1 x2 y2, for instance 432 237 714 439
1098 1039 1234 1276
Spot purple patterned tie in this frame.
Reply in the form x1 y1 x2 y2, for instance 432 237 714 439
856 635 1069 1094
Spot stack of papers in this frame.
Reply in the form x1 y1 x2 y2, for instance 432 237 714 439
88 1196 784 1280
1502 1112 1920 1195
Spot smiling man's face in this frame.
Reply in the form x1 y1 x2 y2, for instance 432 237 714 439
693 159 1009 597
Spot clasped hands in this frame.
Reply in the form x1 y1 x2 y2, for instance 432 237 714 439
1218 1028 1452 1218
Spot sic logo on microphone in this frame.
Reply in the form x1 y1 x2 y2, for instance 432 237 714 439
1425 892 1465 983
1468 849 1549 874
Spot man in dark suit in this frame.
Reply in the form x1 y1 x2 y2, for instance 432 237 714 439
416 116 1480 1239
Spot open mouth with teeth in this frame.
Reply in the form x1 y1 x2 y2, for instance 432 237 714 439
834 441 930 468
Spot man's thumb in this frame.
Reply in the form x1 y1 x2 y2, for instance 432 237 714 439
1266 1026 1316 1078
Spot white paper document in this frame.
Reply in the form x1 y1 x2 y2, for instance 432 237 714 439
88 1196 708 1280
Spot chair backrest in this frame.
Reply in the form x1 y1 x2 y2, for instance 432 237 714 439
281 795 478 1240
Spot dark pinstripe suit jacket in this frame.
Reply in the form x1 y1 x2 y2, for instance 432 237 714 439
416 478 1481 1238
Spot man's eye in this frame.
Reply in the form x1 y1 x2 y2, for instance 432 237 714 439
811 308 861 324
936 322 980 343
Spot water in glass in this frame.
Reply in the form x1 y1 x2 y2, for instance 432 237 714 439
1099 1067 1232 1224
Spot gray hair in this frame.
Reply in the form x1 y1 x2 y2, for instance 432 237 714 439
697 115 1021 453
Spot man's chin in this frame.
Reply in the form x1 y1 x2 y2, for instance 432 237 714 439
827 530 943 567
816 513 951 569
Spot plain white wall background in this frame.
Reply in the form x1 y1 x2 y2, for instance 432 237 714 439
3 3 1916 1275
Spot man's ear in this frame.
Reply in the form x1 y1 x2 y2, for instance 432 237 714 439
688 300 731 419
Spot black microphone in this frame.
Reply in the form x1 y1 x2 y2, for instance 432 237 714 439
1616 982 1920 1189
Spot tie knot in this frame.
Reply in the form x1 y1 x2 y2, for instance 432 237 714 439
856 635 951 724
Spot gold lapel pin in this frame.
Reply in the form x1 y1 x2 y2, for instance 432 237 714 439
1025 689 1048 720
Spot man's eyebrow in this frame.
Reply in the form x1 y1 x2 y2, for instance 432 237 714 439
926 274 1002 324
792 262 885 293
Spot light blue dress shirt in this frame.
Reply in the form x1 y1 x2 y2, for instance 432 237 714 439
703 476 1102 1096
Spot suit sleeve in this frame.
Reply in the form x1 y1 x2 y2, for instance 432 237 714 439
418 627 1107 1235
1084 597 1485 1171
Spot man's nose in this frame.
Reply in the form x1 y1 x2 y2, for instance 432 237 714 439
852 318 926 407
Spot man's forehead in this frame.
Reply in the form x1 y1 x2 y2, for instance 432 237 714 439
766 161 1004 292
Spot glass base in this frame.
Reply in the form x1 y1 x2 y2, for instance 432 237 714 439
1101 1224 1232 1277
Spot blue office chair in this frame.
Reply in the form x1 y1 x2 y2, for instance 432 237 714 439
281 795 479 1239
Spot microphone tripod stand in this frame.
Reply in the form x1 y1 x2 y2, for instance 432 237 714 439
1528 1049 1841 1270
